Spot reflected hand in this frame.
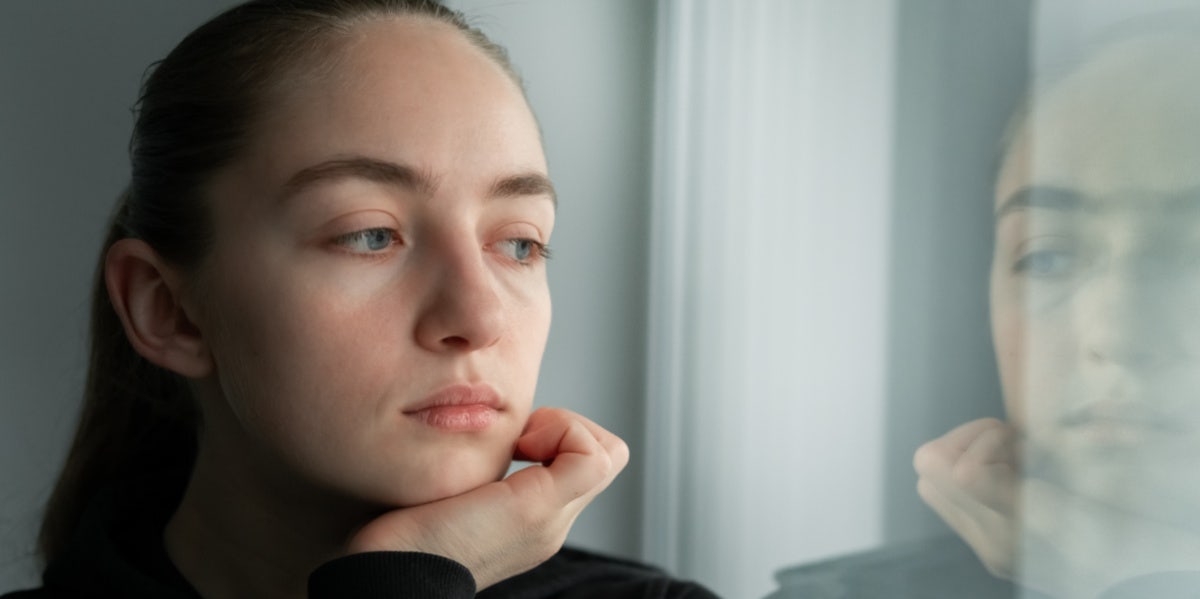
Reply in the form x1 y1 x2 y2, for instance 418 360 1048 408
345 407 630 590
915 418 1200 599
914 418 1022 579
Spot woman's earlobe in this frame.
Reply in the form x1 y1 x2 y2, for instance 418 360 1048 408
105 238 214 379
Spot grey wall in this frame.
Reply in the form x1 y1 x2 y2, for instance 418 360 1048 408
0 0 653 590
0 2 240 588
881 0 1032 543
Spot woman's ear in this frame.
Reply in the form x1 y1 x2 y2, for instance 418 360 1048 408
105 238 214 379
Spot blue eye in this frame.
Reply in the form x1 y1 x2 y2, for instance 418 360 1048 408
498 239 550 264
335 228 398 254
1014 249 1075 277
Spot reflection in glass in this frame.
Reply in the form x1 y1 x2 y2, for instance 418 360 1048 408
767 8 1200 599
916 16 1200 599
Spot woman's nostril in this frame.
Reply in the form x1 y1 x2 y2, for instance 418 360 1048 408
441 336 469 349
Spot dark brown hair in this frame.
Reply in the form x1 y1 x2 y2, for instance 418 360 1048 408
39 0 521 564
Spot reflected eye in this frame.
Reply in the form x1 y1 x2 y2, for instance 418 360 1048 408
335 228 400 254
1014 249 1076 278
497 238 551 265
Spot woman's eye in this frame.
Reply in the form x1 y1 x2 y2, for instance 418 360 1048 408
1014 249 1076 278
334 228 400 254
497 238 551 265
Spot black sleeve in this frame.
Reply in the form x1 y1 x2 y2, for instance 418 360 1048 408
536 578 721 599
308 552 476 599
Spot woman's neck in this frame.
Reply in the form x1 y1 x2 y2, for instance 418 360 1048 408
164 435 374 599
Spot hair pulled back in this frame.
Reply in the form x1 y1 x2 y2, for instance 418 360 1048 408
39 0 520 564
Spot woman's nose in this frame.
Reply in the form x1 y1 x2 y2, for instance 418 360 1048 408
1074 262 1179 371
413 250 506 353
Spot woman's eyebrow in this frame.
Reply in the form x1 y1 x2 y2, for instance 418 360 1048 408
280 156 437 201
489 173 557 208
996 185 1087 219
277 156 556 207
997 185 1200 220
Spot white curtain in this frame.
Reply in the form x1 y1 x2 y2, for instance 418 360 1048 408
642 2 899 597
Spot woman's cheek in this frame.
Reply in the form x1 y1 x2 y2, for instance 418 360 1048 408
992 268 1028 426
205 269 360 416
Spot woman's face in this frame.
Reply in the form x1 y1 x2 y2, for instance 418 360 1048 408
189 17 554 508
991 39 1200 518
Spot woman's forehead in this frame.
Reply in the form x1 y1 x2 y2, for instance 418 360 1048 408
997 36 1200 206
230 16 547 202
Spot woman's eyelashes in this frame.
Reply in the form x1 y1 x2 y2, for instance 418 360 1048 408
329 226 551 267
496 238 552 266
334 227 402 255
1014 248 1078 278
1007 232 1085 280
328 220 552 267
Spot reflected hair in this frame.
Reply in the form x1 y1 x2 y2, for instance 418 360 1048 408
997 9 1200 175
40 0 522 565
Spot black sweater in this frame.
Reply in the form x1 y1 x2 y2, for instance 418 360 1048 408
3 478 716 599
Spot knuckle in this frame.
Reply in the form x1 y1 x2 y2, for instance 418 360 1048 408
951 464 981 491
912 442 942 473
951 459 992 492
539 407 569 420
594 449 615 479
611 438 630 469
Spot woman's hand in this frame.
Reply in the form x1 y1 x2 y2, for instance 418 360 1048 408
344 407 630 590
915 418 1200 599
914 418 1022 580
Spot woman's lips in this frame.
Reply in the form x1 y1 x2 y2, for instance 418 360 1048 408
403 384 502 432
1057 405 1190 447
1066 419 1170 447
407 404 499 431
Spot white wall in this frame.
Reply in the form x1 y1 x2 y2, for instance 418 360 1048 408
0 0 652 591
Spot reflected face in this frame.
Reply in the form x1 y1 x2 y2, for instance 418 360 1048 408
190 18 554 508
991 38 1200 509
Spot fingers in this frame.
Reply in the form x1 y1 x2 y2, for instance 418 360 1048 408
509 408 629 507
955 424 1020 513
344 408 629 591
918 475 1017 579
514 408 627 461
913 418 1005 470
914 418 1024 579
915 419 1200 597
512 408 578 462
914 418 1019 514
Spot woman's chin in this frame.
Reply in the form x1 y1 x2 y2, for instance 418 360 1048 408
409 474 501 506
363 454 513 508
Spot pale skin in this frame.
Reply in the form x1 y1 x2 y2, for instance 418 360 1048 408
103 16 628 599
914 35 1200 598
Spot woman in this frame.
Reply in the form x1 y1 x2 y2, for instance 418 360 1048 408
2 1 715 597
